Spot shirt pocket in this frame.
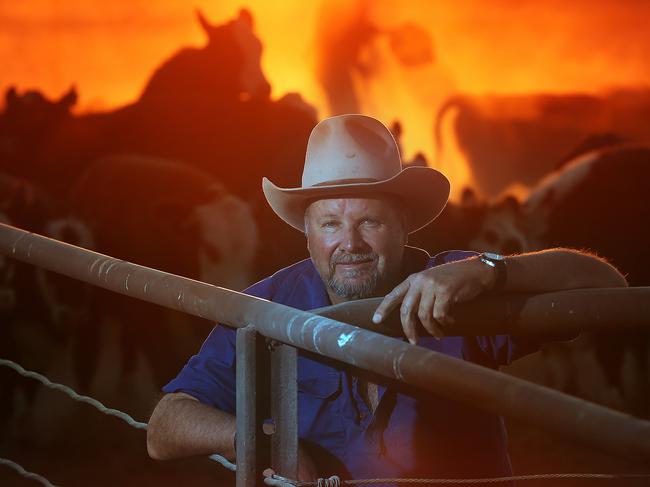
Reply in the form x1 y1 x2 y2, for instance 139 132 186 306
298 373 340 397
297 372 346 444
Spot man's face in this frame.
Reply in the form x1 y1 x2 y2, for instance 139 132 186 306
305 196 408 304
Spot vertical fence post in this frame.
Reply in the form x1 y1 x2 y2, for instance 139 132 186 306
236 325 270 486
270 344 298 481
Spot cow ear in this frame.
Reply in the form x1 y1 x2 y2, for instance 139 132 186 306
460 186 479 208
5 86 17 105
501 195 520 212
238 8 253 27
196 9 214 40
58 86 78 110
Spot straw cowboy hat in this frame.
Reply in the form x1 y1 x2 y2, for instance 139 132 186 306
262 114 450 233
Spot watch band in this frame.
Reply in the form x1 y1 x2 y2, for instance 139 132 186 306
478 252 507 292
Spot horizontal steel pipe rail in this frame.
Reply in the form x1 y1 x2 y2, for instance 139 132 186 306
312 287 650 337
2 222 650 463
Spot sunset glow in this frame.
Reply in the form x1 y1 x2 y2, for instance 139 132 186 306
2 0 649 197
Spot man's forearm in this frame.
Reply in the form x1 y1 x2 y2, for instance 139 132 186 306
503 248 628 293
147 392 236 461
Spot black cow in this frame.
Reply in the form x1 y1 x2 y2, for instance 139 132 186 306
518 145 650 415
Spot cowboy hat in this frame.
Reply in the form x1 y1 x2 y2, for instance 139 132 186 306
262 114 450 233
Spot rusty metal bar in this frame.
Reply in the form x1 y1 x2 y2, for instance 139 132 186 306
236 325 269 487
2 222 650 463
270 344 298 480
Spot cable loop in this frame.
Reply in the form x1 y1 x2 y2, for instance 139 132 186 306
317 476 341 487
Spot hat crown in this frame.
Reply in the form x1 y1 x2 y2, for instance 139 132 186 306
302 114 402 187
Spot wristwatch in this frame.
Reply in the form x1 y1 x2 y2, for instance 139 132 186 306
478 252 507 292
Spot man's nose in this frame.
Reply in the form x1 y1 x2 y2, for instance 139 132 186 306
340 227 368 252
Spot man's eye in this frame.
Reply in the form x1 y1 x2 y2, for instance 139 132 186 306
322 221 338 228
361 219 379 227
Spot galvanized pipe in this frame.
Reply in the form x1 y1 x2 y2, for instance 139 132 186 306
270 344 298 480
236 325 261 487
2 222 650 463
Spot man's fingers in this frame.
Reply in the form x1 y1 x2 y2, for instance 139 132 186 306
433 294 455 327
263 468 276 478
373 280 409 324
400 287 420 345
418 292 443 339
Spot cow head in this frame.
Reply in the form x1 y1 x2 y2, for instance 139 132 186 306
196 9 271 101
469 195 532 255
523 149 601 249
35 217 95 332
3 86 77 142
190 186 259 291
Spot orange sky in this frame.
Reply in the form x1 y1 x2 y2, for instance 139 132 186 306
2 0 649 197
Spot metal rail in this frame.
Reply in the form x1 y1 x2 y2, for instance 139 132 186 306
312 288 650 337
2 222 650 471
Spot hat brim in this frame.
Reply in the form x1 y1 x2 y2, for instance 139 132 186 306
262 166 450 234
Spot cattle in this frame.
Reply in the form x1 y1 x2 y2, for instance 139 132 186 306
0 174 95 431
0 10 316 208
523 144 650 285
478 144 650 416
434 90 650 198
0 8 317 407
141 9 270 106
0 174 90 339
409 188 528 257
63 154 258 390
0 86 77 183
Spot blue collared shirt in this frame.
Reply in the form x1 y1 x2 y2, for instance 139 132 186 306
163 248 539 484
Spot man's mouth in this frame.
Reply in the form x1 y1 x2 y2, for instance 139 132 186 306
336 260 373 268
333 256 376 277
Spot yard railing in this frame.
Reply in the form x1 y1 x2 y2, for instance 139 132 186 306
1 222 650 486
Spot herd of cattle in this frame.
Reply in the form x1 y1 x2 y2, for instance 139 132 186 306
1 9 649 438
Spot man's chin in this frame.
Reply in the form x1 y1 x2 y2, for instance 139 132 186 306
327 276 378 300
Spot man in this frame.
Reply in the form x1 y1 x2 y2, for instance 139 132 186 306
147 114 626 482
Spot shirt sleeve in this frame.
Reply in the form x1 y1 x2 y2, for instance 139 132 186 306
162 324 238 413
161 276 276 411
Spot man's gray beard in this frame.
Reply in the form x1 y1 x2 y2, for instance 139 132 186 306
327 253 380 299
327 270 379 299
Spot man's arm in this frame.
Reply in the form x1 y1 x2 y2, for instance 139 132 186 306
373 248 628 344
147 393 321 482
147 392 236 461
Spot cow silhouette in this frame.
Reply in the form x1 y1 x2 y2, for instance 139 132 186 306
434 90 650 197
0 9 315 208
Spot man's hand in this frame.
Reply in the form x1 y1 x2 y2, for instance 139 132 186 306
372 257 495 344
262 442 319 482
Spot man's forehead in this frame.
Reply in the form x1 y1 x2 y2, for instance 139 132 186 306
306 196 399 216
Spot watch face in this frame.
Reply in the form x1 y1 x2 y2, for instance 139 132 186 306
483 252 504 261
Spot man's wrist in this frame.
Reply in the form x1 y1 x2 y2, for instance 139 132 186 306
478 252 507 292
